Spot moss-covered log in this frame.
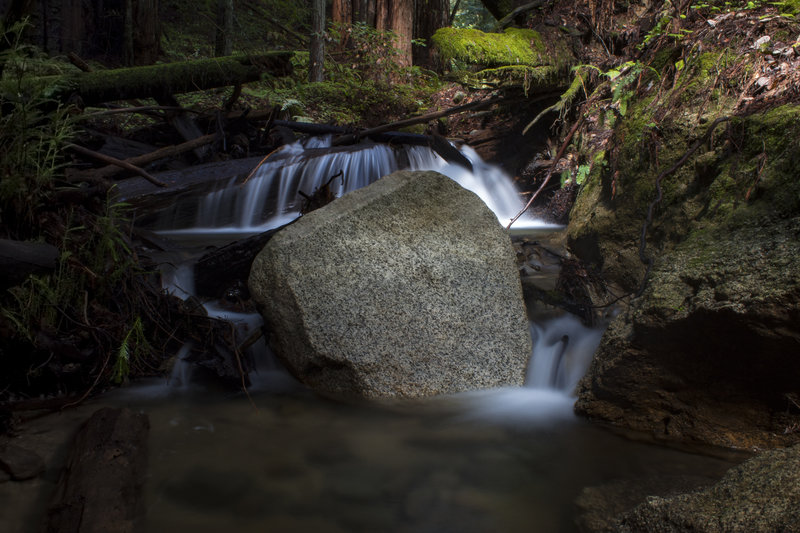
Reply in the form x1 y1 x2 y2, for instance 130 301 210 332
431 27 573 89
18 53 293 106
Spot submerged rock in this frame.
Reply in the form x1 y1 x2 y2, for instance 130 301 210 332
249 170 531 398
616 445 800 532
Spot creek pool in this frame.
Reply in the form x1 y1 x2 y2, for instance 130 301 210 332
101 373 739 533
103 138 741 532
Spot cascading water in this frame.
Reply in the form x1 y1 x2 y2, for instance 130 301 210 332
152 137 554 240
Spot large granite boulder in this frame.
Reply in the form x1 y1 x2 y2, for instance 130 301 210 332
248 170 531 399
616 445 800 532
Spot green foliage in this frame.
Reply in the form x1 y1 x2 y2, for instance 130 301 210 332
113 316 150 384
261 23 439 125
1 21 76 233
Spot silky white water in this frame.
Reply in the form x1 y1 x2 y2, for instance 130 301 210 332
153 137 556 239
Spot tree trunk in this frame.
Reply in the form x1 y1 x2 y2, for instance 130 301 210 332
375 0 414 67
374 0 412 67
413 0 449 67
332 0 352 24
24 53 293 106
215 0 234 56
309 0 325 82
354 0 375 25
123 0 134 66
391 0 413 67
375 0 390 32
133 0 160 64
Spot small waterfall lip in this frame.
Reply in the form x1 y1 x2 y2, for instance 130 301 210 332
152 136 559 240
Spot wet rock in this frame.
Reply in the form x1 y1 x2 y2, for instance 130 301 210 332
249 170 531 398
617 445 800 533
0 442 45 481
569 105 800 449
575 475 719 532
44 407 149 533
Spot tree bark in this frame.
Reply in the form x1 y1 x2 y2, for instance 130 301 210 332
309 0 325 82
413 0 449 67
124 0 135 66
133 0 161 64
354 0 375 25
22 53 293 106
332 0 352 24
375 0 413 67
215 0 234 56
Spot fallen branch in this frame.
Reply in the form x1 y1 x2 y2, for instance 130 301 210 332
635 116 731 297
507 114 585 228
80 133 219 182
332 96 507 146
67 144 167 187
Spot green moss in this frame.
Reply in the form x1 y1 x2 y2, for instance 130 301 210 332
779 0 800 15
431 27 547 67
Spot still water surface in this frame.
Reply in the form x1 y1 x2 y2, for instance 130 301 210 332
103 372 739 533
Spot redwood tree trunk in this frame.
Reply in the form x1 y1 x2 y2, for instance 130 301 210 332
309 0 325 82
413 0 449 67
215 0 234 57
375 0 412 68
391 0 413 68
332 0 352 24
354 0 375 25
133 0 160 64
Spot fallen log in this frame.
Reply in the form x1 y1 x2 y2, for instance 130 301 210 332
77 133 220 183
114 155 266 214
0 239 59 288
67 143 166 187
43 407 149 533
16 53 293 106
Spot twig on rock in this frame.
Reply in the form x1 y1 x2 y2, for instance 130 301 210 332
507 114 585 228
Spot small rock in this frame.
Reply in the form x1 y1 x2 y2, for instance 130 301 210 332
753 35 771 50
0 443 45 481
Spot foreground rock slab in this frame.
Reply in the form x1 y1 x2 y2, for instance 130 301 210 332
249 170 531 398
44 407 149 533
617 445 800 533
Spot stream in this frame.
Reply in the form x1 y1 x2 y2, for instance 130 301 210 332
1 139 742 532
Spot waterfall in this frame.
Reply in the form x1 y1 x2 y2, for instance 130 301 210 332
527 315 604 392
153 137 555 239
